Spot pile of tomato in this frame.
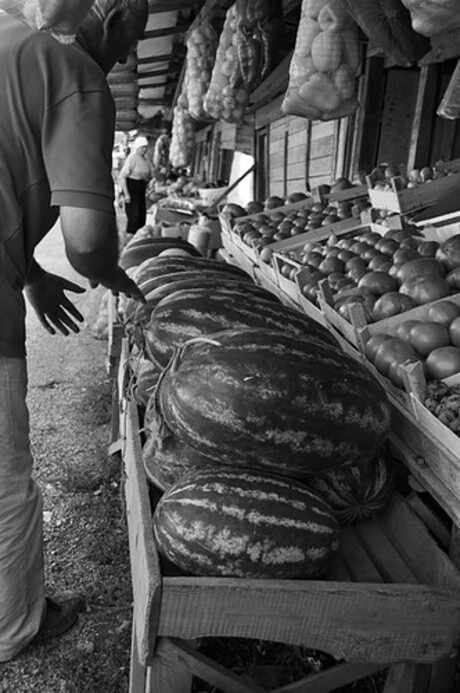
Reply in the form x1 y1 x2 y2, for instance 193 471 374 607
364 299 460 388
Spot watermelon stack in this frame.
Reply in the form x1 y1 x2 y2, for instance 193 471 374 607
121 243 394 579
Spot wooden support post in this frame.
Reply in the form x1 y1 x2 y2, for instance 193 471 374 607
407 66 438 172
146 638 194 693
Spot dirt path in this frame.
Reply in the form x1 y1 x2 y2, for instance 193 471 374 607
0 224 133 692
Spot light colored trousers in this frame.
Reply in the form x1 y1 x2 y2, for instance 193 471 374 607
0 355 45 661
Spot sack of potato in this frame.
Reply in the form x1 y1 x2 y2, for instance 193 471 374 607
203 4 249 124
169 94 195 169
184 22 218 121
282 0 360 121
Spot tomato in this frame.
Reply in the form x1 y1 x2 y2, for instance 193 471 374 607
346 254 367 269
373 338 418 376
364 333 393 362
375 238 399 256
435 234 460 271
306 252 324 269
358 271 398 296
427 300 460 327
399 275 450 305
445 266 460 291
408 321 450 356
358 231 382 246
395 319 422 341
392 248 418 265
347 266 369 283
418 240 439 258
337 249 355 262
349 241 372 256
449 316 460 347
368 254 390 271
395 258 446 283
319 256 345 275
372 292 417 321
425 346 460 379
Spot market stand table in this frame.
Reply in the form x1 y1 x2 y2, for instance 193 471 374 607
112 338 460 693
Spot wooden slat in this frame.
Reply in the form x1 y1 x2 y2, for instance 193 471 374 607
157 577 460 664
143 23 191 39
123 394 163 667
354 521 419 585
168 638 267 693
406 493 451 550
407 66 438 172
339 527 383 583
272 662 387 693
376 493 460 591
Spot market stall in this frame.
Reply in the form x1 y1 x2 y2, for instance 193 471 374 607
106 1 460 692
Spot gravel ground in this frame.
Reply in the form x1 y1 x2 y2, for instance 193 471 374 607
0 223 133 692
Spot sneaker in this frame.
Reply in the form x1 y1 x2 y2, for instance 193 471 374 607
32 595 84 645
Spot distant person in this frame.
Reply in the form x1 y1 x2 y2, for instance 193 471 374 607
119 135 154 235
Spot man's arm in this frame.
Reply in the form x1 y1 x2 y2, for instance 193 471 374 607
59 206 143 301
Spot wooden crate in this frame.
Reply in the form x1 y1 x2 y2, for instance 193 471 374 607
366 171 460 215
295 269 329 327
119 384 460 693
272 253 302 305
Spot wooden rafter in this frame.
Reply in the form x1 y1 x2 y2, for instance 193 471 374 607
143 23 191 39
138 68 180 79
148 0 202 12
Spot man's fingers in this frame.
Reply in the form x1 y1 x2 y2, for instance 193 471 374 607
63 280 86 294
61 297 85 322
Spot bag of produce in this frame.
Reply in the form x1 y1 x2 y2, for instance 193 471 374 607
169 93 195 169
184 22 218 121
203 0 279 124
343 0 430 66
400 0 460 37
282 0 360 121
0 0 95 43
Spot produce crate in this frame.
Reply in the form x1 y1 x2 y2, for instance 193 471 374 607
295 269 332 327
366 168 460 215
272 253 303 305
117 370 460 693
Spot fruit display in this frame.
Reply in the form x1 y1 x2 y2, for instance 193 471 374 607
203 0 279 123
152 468 340 579
282 229 460 319
363 298 460 388
156 328 390 475
368 160 459 192
119 228 394 582
227 195 366 263
282 0 360 121
183 22 218 121
143 284 337 368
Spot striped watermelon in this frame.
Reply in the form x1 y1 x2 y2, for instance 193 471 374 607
306 453 395 525
152 468 340 578
145 287 338 368
142 400 215 490
133 256 249 289
130 356 159 408
157 328 390 475
120 238 201 270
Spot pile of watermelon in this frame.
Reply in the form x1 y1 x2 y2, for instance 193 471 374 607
120 233 394 580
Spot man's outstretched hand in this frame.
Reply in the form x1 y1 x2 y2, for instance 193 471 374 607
25 272 86 336
89 267 145 304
